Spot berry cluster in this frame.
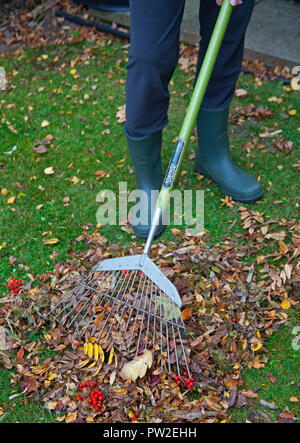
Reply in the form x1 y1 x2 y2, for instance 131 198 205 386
77 381 104 412
7 278 23 295
174 372 195 389
131 412 139 421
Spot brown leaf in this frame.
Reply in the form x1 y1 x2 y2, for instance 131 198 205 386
16 347 24 362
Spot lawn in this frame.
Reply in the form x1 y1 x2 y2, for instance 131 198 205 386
0 37 299 423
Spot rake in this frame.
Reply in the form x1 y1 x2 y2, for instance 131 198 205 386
46 1 234 379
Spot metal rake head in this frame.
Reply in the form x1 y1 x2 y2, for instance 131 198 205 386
46 254 191 378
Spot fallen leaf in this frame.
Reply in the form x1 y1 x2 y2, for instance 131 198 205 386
43 238 59 245
7 196 15 204
44 167 55 175
120 350 153 381
281 300 290 310
181 307 192 320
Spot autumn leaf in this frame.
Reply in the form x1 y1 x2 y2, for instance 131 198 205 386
281 300 290 310
181 307 192 320
120 350 153 381
251 342 263 352
44 166 55 175
43 238 59 245
16 347 24 362
7 196 15 204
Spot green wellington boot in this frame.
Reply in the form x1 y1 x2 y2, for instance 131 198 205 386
196 106 263 203
126 129 165 239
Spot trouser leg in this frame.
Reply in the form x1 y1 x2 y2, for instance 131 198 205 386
125 0 185 138
197 0 255 109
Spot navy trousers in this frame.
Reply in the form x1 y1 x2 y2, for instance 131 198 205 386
125 0 255 138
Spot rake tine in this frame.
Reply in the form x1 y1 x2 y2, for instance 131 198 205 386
98 270 137 344
152 284 158 357
145 280 154 342
118 271 146 355
163 292 172 375
106 270 140 347
66 270 117 329
135 276 151 355
44 266 99 320
159 289 167 375
169 298 191 379
126 273 148 354
72 270 120 332
73 272 114 334
167 297 181 378
77 270 123 334
47 276 88 322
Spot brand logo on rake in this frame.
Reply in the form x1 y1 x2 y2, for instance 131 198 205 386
96 182 204 235
0 67 7 91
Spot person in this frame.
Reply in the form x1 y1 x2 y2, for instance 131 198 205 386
124 0 263 239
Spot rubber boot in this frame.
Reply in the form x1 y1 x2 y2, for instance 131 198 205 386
125 128 165 239
196 106 263 203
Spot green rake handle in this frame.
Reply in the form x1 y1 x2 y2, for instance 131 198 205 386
156 0 233 211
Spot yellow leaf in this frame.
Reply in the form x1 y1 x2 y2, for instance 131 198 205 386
84 343 88 355
86 416 94 423
76 358 90 369
288 109 296 116
281 300 291 310
7 196 15 204
251 342 263 352
65 412 77 423
88 342 93 359
94 343 99 361
41 120 50 127
290 396 298 403
98 345 105 362
43 238 59 245
1 188 8 196
108 346 114 365
70 69 77 75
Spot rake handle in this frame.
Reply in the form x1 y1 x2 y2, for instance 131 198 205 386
156 0 233 211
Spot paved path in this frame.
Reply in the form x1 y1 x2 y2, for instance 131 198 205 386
91 0 300 67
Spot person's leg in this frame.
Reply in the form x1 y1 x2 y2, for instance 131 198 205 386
195 0 263 203
125 0 185 137
198 0 254 109
125 0 185 238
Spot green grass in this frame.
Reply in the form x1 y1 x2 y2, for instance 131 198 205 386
0 39 299 422
231 312 300 422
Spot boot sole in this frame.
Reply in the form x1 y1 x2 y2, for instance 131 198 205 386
196 168 264 203
132 224 166 240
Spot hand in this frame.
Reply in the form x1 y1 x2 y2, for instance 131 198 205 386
216 0 243 5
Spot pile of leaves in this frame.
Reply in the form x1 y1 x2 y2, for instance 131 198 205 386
0 206 299 423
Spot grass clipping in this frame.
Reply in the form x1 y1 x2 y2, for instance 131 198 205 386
120 350 153 381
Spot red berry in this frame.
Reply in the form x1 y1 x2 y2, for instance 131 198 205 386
132 416 137 421
174 375 179 381
136 412 139 417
